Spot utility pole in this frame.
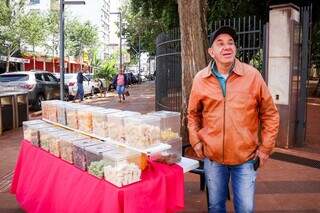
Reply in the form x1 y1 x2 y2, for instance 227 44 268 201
110 12 122 68
59 0 85 101
138 36 141 83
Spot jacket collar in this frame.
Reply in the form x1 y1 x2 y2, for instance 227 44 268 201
202 59 244 78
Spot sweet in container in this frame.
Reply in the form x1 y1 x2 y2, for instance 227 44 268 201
92 108 121 137
85 143 117 178
102 148 143 187
150 137 182 164
73 139 102 170
124 115 161 148
108 111 141 141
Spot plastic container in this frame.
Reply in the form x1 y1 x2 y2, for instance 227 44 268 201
92 108 121 137
39 126 64 151
103 149 143 187
66 104 83 129
77 106 99 133
56 101 72 125
85 143 117 178
59 133 91 163
108 111 141 141
147 111 180 141
151 137 182 164
42 100 61 122
73 139 102 170
124 115 161 148
23 121 51 146
48 129 70 157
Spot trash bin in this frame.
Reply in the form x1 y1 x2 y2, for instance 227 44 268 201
0 94 15 135
15 92 29 127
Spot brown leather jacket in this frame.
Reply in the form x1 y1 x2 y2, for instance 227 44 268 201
188 59 279 165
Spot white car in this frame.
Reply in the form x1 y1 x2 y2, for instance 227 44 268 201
64 73 95 98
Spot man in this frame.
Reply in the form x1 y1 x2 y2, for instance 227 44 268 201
187 26 279 213
76 71 84 101
112 65 128 102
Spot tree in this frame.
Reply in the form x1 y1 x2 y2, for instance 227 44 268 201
177 0 209 143
0 0 26 72
65 20 98 71
44 11 59 72
19 11 47 70
94 55 117 82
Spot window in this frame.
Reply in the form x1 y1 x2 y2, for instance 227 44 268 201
0 74 29 82
47 73 58 82
30 0 40 4
35 73 44 81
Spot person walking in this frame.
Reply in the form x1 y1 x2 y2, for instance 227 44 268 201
75 71 84 102
112 65 128 103
187 26 280 213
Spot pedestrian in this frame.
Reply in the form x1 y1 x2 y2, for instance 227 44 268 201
187 26 280 213
75 71 84 102
112 65 128 103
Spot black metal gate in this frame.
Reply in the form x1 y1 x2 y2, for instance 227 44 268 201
295 5 313 147
155 16 265 112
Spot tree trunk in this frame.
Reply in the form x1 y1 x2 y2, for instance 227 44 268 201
177 0 209 144
33 46 36 70
6 49 10 72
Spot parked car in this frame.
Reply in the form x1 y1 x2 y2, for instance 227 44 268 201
0 70 68 110
64 73 95 99
84 73 108 92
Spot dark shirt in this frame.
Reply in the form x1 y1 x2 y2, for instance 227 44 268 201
77 72 84 84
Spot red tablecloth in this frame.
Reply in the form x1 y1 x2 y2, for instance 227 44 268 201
11 140 184 213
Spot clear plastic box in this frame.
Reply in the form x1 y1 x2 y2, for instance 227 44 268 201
48 130 71 157
23 121 51 146
151 137 182 164
147 111 180 140
85 143 117 178
124 115 161 148
39 127 64 151
73 139 102 170
77 106 101 133
66 104 83 129
42 100 61 122
56 101 72 125
108 111 141 141
92 108 121 137
102 149 143 187
59 133 91 163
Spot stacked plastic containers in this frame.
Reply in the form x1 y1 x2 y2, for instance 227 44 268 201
66 104 83 129
77 105 100 133
73 139 102 170
85 143 117 178
147 111 182 164
103 148 143 187
39 126 65 151
56 101 73 125
92 108 121 137
124 115 161 149
42 100 60 122
23 120 51 146
59 133 91 163
108 111 141 141
48 128 71 157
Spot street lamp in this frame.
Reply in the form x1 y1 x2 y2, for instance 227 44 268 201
110 12 122 68
59 0 85 101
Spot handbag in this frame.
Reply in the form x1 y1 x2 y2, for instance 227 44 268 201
125 91 130 96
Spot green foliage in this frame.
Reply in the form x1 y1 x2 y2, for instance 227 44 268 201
19 11 47 53
122 0 178 56
44 10 59 56
94 55 117 81
65 20 99 57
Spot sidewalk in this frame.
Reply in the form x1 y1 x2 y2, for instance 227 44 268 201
1 81 320 213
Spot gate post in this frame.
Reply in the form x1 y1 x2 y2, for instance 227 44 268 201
267 3 300 148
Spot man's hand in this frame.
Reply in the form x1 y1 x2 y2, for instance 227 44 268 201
193 143 205 159
256 150 269 167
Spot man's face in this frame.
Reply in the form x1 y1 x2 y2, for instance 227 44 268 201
208 34 236 65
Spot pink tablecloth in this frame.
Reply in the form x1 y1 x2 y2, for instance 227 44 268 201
11 140 184 213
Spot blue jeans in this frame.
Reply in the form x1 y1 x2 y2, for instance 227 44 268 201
116 85 125 95
76 83 84 101
204 158 257 213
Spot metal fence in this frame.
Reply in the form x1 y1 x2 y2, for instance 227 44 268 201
155 16 265 112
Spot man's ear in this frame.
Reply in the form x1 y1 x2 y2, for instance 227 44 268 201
208 47 215 59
